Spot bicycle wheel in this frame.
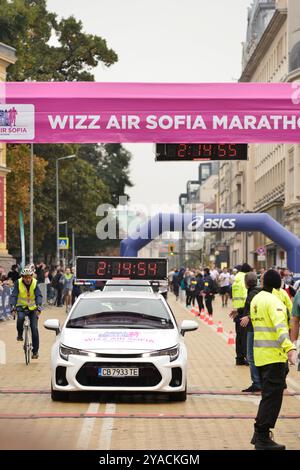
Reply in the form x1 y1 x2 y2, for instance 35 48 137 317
24 326 31 365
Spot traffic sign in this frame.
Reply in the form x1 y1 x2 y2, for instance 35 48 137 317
59 237 69 249
257 254 266 261
256 246 266 255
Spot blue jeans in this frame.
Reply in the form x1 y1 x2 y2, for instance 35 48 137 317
17 309 39 354
247 331 261 389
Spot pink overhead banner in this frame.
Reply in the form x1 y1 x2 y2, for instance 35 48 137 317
1 82 300 143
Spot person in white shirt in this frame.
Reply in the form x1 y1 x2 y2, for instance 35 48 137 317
219 267 231 307
210 265 219 281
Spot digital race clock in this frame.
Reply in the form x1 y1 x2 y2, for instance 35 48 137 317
156 143 248 161
76 257 168 281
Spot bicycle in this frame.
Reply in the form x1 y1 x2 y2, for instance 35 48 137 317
23 310 32 365
15 307 39 365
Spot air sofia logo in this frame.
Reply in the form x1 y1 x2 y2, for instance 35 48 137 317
0 104 35 140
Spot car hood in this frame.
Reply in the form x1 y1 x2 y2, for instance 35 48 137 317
61 328 179 352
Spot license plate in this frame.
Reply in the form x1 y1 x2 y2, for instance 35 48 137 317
98 367 139 377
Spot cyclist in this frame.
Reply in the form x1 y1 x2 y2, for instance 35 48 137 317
10 266 43 359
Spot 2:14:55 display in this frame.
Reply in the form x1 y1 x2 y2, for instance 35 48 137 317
96 261 157 277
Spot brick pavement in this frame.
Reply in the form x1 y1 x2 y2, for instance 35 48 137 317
0 295 299 450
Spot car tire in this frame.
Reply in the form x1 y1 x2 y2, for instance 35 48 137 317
169 386 187 402
51 383 69 401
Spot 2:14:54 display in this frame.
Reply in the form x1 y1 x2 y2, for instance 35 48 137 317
96 261 157 277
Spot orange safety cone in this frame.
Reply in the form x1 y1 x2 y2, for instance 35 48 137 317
200 310 205 320
208 316 213 325
191 307 196 315
204 313 209 323
217 321 223 333
227 331 235 345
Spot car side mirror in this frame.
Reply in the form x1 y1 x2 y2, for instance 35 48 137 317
44 319 60 335
180 320 199 336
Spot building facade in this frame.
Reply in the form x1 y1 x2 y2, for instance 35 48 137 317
218 0 300 270
0 42 16 270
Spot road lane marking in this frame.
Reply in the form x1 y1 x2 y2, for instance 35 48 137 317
1 412 300 420
76 403 99 450
98 403 116 450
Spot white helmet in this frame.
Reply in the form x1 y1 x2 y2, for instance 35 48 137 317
21 266 35 276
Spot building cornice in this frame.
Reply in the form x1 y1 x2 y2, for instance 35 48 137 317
0 43 16 65
0 165 11 175
284 67 300 82
240 7 287 82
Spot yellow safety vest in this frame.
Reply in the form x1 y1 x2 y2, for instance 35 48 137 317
232 272 247 309
16 278 37 311
272 288 293 328
250 290 294 366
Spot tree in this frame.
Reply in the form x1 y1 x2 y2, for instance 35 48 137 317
32 144 114 259
2 0 133 260
6 144 48 257
78 144 133 206
0 0 118 81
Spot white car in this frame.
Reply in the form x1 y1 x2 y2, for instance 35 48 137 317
102 279 154 293
44 291 198 402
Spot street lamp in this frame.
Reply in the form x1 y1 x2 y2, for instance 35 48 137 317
56 155 76 266
178 193 188 267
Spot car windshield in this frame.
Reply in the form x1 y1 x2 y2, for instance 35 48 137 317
66 297 174 329
104 285 153 292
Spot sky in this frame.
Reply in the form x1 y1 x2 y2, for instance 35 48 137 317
47 0 251 211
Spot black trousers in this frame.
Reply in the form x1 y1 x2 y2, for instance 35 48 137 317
255 362 287 433
195 294 204 311
204 295 213 315
235 309 247 361
185 288 192 306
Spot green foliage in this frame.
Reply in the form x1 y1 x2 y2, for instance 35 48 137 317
0 0 118 81
78 144 133 206
2 1 134 261
6 144 48 256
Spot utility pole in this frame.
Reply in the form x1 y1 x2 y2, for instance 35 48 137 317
72 228 75 266
56 155 76 267
29 144 34 264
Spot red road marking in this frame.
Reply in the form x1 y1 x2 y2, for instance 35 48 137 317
0 412 300 420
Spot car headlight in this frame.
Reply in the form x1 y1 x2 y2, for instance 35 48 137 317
142 344 179 362
59 344 97 361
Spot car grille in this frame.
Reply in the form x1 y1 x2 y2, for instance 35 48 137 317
76 362 162 387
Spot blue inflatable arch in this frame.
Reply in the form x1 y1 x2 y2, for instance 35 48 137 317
120 213 300 276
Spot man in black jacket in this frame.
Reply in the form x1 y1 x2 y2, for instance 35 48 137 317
7 264 20 283
240 272 261 392
203 268 215 317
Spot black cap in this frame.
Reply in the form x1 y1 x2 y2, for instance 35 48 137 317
263 269 282 289
241 263 252 273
